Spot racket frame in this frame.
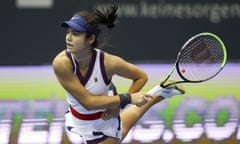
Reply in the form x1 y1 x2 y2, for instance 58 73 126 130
161 32 227 88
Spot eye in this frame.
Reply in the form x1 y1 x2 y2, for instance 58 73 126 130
72 31 82 36
66 29 71 34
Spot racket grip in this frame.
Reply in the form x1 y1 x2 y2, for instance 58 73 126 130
147 85 162 96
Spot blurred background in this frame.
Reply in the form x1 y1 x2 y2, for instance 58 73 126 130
0 0 240 143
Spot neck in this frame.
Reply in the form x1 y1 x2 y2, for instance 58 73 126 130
72 48 93 68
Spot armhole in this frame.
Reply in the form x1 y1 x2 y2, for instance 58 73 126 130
65 50 76 74
100 51 111 85
109 82 118 95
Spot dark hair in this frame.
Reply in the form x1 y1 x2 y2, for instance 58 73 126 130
77 5 118 48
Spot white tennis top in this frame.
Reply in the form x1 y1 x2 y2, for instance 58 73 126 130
65 48 116 114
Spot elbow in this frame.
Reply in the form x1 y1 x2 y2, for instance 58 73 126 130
144 72 148 82
141 71 148 84
133 71 148 85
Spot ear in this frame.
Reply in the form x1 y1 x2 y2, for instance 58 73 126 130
87 34 96 45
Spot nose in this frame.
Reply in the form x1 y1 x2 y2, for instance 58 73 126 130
66 32 72 41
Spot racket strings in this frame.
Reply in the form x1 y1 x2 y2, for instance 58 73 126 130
178 36 224 81
179 38 208 80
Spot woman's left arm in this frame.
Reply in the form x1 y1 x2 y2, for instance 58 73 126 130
101 53 148 120
105 53 148 93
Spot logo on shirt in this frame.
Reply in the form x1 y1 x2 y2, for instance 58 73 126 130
94 77 98 82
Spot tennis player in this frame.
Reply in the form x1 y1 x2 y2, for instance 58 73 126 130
52 5 184 144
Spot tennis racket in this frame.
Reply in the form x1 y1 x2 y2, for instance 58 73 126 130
160 32 227 90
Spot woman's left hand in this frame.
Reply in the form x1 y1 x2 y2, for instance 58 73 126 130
101 105 120 120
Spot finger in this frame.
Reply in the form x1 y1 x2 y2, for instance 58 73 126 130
136 103 143 107
102 113 110 120
136 100 147 107
101 112 106 119
101 113 106 120
138 101 147 107
145 94 153 99
101 112 109 119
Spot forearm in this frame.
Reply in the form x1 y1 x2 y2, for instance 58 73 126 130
80 95 120 110
128 76 148 93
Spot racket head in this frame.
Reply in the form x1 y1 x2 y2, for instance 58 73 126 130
176 32 227 83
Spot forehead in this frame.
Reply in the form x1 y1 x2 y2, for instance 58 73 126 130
66 27 84 33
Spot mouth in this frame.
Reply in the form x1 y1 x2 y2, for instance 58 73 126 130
66 43 73 48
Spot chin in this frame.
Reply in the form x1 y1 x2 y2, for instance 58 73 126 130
66 47 77 53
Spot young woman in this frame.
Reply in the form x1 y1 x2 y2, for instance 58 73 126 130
53 5 183 144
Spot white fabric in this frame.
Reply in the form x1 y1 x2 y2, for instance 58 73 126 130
66 49 110 114
65 112 122 141
65 49 122 141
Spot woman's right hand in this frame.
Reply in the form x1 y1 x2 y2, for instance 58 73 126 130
130 93 152 107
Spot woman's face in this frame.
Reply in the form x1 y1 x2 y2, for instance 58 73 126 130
65 28 91 53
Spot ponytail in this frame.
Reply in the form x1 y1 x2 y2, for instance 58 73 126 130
75 5 118 48
94 5 118 29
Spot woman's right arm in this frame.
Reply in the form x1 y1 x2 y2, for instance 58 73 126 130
52 54 122 110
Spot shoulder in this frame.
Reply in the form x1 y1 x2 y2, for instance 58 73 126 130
102 51 126 68
52 50 72 74
101 51 131 75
